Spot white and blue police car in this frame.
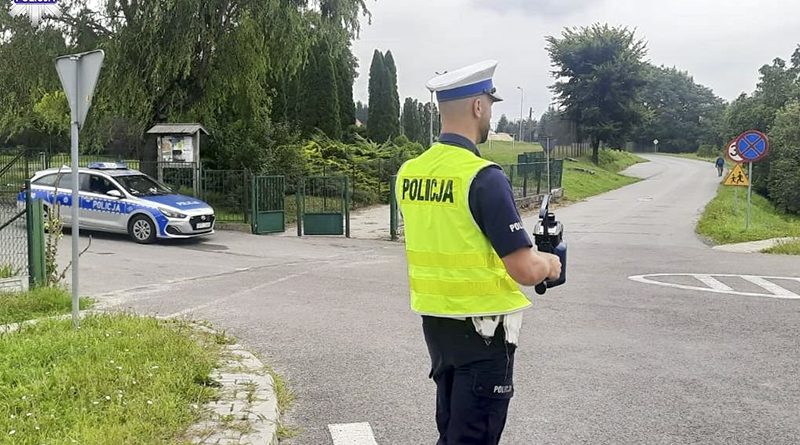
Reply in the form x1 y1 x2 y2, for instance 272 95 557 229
19 162 216 244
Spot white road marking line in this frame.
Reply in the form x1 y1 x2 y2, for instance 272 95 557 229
694 274 733 291
329 422 378 445
165 272 309 318
629 273 800 299
740 275 799 297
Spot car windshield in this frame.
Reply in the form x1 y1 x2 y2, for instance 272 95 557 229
115 174 172 197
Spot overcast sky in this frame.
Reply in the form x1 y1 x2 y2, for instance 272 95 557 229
351 0 800 126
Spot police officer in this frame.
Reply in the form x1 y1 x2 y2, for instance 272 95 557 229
395 60 562 444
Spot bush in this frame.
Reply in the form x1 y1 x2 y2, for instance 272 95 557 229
697 144 719 158
265 132 424 207
767 102 800 214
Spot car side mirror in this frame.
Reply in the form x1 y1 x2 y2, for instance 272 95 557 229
106 190 123 199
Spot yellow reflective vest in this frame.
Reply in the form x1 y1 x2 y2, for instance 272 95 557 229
395 142 531 317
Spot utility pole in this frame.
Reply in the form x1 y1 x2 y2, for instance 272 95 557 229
516 86 524 143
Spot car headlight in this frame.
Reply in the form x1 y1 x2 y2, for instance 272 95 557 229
159 207 187 219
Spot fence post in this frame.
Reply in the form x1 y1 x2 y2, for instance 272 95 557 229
522 164 528 198
25 181 46 287
344 176 350 239
389 175 397 241
242 170 249 224
296 178 303 237
250 175 257 234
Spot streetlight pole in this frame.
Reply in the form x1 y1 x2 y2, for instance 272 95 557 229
428 89 434 146
516 86 524 145
428 70 447 147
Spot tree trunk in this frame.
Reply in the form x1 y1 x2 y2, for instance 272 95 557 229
592 137 600 165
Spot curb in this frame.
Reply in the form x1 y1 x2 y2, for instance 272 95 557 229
188 324 281 445
712 237 800 253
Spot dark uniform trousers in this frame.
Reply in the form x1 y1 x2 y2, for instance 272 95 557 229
422 315 517 445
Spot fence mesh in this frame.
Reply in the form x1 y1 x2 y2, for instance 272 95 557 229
0 149 28 278
501 160 564 199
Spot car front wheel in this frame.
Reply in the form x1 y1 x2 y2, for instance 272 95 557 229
128 215 157 244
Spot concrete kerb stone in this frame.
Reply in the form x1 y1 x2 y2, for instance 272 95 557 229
185 329 281 445
0 311 280 445
712 237 800 254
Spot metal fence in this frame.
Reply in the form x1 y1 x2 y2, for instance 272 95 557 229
501 160 564 199
0 149 29 280
549 142 591 159
201 169 251 223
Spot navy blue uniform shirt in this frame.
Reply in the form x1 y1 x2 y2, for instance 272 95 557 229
437 133 533 258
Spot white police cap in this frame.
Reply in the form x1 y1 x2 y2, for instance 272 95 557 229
426 60 503 103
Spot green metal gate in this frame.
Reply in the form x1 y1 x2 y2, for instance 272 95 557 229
251 175 285 234
298 176 350 237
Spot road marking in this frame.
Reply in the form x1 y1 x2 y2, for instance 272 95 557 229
694 274 733 291
165 272 310 318
329 422 378 445
740 275 798 297
629 273 800 299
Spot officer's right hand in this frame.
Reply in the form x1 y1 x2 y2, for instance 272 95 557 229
542 252 562 281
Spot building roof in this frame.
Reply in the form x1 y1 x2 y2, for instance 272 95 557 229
146 123 209 135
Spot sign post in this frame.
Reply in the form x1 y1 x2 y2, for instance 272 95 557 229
54 50 104 329
725 138 744 214
733 130 769 231
653 139 659 153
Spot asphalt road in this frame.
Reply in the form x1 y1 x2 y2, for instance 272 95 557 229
61 154 800 444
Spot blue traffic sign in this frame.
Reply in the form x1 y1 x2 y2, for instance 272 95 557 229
735 130 769 162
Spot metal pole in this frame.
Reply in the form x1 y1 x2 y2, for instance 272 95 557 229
746 162 753 230
70 119 80 329
70 55 81 329
517 87 524 143
429 90 434 146
546 138 551 193
390 176 397 241
25 179 33 288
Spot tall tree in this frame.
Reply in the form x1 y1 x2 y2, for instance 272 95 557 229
723 48 800 196
301 41 341 139
546 23 648 164
635 65 726 153
367 50 388 141
383 50 401 138
402 98 424 144
0 0 371 169
367 49 400 142
334 45 357 132
496 114 510 133
355 101 369 124
767 101 800 214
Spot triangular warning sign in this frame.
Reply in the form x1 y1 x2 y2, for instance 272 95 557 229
724 163 749 186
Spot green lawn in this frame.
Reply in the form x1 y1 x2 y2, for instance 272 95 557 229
561 149 648 201
0 314 222 444
478 140 543 165
0 287 91 325
697 185 800 245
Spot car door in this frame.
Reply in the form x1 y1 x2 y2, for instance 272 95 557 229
80 173 127 231
47 172 76 226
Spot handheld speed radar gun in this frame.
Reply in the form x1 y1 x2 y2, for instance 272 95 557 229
531 194 566 295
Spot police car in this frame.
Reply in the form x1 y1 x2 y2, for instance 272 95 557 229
19 162 215 244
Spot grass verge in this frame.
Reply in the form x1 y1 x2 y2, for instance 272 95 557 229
478 140 543 165
763 239 800 255
0 287 92 325
697 185 800 245
0 314 222 444
561 149 648 202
